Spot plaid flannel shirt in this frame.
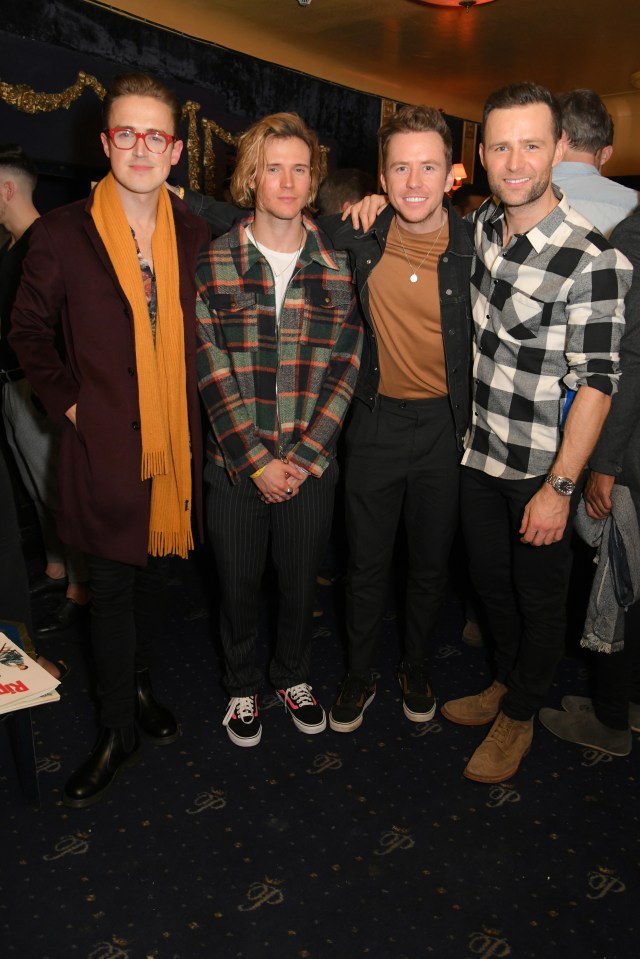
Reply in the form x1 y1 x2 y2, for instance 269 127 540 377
462 189 631 480
196 214 362 482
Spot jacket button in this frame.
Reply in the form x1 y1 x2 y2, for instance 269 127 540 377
131 421 140 430
373 366 378 372
449 329 455 335
443 256 449 262
366 259 372 265
324 296 331 304
445 288 452 295
127 367 135 376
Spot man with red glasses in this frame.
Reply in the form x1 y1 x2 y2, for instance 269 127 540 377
10 72 209 806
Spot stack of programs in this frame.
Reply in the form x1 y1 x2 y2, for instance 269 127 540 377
0 632 60 714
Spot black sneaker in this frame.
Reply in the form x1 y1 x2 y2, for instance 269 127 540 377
329 673 376 733
223 695 262 747
398 664 436 722
276 683 326 734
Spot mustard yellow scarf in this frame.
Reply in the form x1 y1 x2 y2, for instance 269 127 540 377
91 172 193 558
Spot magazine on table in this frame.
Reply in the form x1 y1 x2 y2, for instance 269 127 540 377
0 632 60 714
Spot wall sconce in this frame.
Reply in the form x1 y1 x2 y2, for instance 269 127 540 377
451 162 468 187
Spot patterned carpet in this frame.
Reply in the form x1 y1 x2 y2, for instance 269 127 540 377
1 547 637 959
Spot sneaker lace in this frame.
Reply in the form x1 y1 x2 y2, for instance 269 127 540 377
223 695 256 726
282 683 315 708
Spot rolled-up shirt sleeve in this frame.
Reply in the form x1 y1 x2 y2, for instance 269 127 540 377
564 245 631 395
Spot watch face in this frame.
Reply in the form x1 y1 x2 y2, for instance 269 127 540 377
555 478 575 495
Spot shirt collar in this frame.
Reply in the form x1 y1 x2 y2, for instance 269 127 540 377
554 161 600 179
231 213 342 276
486 185 570 254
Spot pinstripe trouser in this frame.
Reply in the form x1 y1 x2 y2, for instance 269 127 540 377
205 458 338 696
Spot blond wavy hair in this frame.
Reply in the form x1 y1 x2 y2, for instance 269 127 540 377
231 113 321 209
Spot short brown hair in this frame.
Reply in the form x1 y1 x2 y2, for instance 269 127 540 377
482 82 562 144
231 113 321 209
558 89 614 153
378 105 453 171
102 72 182 136
317 168 377 216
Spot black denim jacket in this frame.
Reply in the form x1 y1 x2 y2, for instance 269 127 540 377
320 197 475 450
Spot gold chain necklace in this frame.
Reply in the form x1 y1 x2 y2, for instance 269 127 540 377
394 214 446 283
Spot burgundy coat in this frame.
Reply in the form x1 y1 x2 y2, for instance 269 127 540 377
10 191 210 566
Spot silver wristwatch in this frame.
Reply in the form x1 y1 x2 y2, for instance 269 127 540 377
545 473 576 497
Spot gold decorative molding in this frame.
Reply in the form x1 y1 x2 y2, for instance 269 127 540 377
0 71 105 113
201 117 240 196
0 71 331 195
182 100 204 191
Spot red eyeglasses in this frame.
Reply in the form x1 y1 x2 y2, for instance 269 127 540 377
105 127 177 155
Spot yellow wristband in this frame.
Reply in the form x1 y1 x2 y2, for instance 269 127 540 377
251 466 266 479
177 186 185 200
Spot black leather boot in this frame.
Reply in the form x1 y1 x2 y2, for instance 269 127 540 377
135 669 179 745
63 726 139 808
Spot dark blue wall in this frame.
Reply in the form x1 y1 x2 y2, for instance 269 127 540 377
1 0 472 210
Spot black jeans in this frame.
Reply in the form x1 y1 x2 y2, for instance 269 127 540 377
205 459 337 696
87 553 169 728
461 466 581 720
344 395 461 683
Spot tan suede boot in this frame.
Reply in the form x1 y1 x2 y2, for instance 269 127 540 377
441 680 507 726
463 711 534 783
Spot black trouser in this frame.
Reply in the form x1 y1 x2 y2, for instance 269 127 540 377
344 395 461 684
0 447 32 635
205 459 337 696
460 467 581 721
87 553 169 728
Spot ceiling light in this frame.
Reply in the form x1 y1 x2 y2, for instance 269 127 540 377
421 1 497 9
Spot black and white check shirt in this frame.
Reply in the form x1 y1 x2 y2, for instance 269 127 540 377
462 190 632 480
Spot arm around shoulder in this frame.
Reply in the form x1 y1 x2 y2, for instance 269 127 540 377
182 189 243 237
